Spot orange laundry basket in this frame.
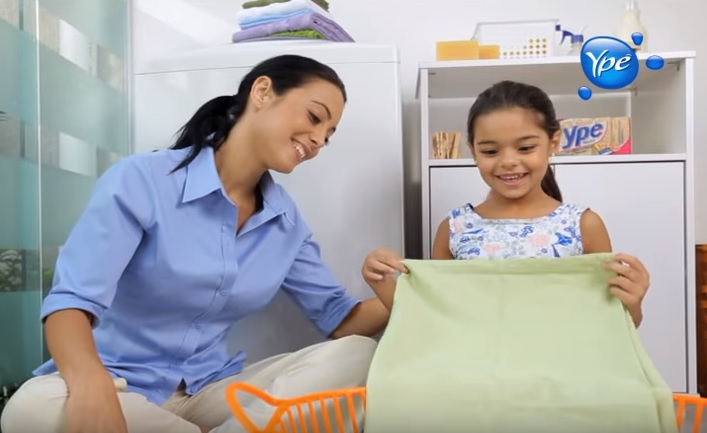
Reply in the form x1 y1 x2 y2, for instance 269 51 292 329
675 393 707 433
226 382 707 433
226 382 367 433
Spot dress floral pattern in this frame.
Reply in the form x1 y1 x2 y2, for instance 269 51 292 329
447 203 588 260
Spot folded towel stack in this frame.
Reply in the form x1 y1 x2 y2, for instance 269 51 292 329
232 0 354 43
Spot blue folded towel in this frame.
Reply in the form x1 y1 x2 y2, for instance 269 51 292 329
232 10 354 43
239 8 312 29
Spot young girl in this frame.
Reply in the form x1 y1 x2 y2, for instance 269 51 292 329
363 80 649 327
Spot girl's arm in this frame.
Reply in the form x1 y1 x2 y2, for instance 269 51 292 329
580 210 644 327
432 219 455 259
580 209 613 254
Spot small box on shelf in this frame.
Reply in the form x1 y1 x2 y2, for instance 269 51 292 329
557 116 632 156
435 40 501 61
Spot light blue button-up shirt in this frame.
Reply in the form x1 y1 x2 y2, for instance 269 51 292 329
33 146 361 405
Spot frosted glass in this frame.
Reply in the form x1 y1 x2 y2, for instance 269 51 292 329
0 17 38 124
0 0 130 394
0 291 43 388
0 7 44 394
41 165 96 248
0 155 40 251
39 45 128 155
39 0 128 58
0 111 21 158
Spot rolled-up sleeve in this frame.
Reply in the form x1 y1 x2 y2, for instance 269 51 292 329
40 159 153 327
281 234 361 337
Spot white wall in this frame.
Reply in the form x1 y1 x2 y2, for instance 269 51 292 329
132 0 707 253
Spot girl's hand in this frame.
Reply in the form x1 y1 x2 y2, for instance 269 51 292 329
362 248 408 284
604 253 650 327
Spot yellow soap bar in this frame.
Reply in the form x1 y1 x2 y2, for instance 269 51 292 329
479 44 501 59
436 40 480 61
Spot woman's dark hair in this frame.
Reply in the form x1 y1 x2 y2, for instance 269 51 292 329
169 54 347 172
466 80 562 202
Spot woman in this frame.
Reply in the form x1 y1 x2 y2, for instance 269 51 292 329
1 55 389 433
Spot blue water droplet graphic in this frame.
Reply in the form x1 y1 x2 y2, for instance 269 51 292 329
631 32 644 46
578 86 592 100
646 55 665 70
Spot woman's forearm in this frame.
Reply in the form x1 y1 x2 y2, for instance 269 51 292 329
367 278 396 312
331 298 389 339
45 309 111 391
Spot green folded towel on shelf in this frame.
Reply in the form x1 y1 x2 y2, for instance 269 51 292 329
271 29 327 39
242 0 329 11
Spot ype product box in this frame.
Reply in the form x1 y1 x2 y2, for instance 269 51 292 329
558 117 632 155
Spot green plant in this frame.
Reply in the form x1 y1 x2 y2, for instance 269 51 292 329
0 249 54 292
0 250 23 292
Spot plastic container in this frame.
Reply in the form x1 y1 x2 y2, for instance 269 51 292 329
226 382 707 433
615 0 648 51
568 33 584 55
555 23 563 53
472 19 558 59
556 28 585 56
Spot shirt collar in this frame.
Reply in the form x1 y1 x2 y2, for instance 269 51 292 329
181 146 290 217
182 146 222 203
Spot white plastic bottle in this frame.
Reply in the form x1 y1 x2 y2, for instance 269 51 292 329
568 34 584 55
614 0 648 51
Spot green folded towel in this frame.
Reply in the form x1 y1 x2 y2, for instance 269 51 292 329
242 0 329 11
271 30 327 39
364 254 677 433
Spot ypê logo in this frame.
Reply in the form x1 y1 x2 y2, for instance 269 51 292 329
577 32 665 100
581 36 639 90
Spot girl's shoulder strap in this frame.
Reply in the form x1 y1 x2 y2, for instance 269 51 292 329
447 202 478 224
447 202 477 236
553 202 590 221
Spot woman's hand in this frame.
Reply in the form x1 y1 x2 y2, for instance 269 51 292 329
361 248 408 312
362 247 408 283
64 373 128 433
604 253 650 327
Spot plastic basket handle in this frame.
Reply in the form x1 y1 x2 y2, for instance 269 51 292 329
225 382 367 433
674 393 706 433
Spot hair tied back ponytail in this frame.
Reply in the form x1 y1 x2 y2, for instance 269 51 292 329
169 94 246 172
168 54 347 173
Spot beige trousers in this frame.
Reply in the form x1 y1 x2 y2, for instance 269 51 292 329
1 335 376 433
